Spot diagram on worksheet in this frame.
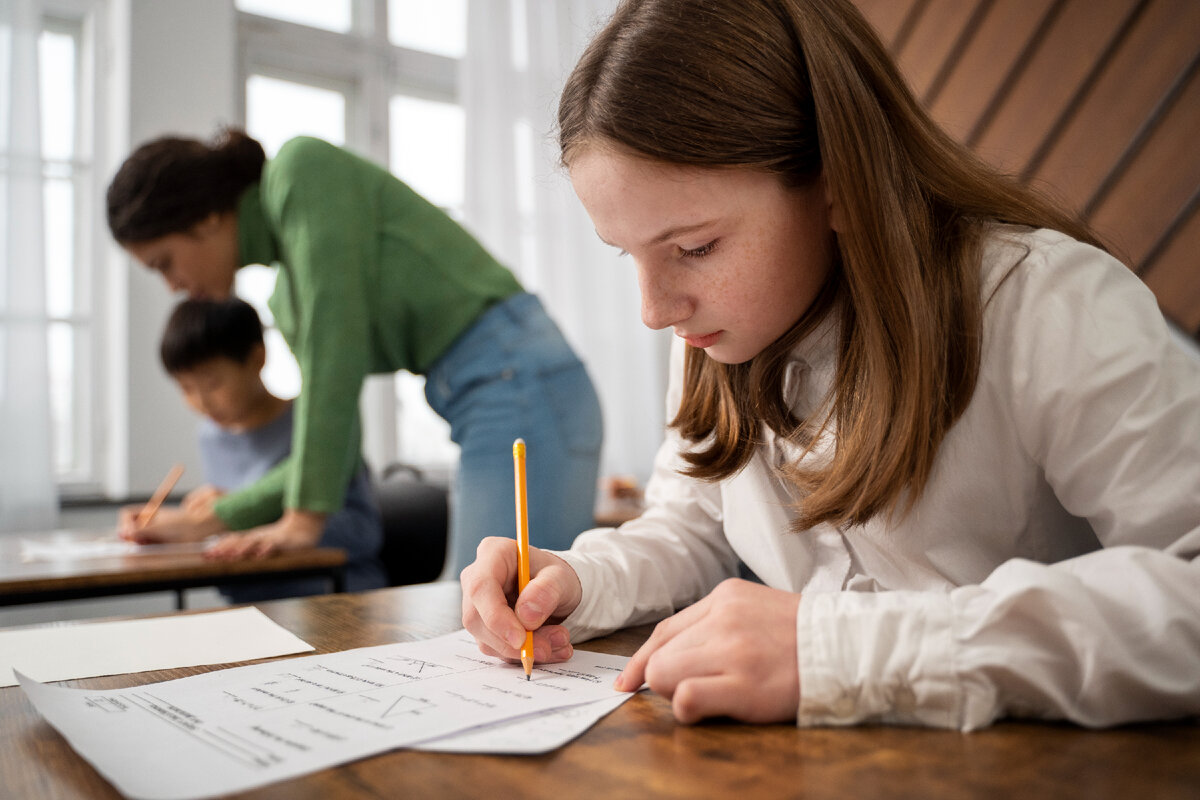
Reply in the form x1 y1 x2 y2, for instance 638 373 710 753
18 630 635 800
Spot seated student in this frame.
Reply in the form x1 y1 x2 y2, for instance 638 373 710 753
461 0 1200 731
121 297 386 601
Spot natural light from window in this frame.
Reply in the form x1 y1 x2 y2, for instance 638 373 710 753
245 75 347 158
389 95 465 212
388 0 467 57
39 26 88 479
236 0 351 33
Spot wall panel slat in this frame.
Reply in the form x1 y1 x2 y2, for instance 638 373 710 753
926 0 1057 140
1087 66 1200 266
893 0 985 100
1029 0 1200 212
1143 206 1200 331
972 0 1140 175
853 0 1200 336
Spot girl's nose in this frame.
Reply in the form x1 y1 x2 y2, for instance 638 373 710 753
637 263 690 331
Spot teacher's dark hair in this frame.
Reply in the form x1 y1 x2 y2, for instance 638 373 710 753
107 128 266 244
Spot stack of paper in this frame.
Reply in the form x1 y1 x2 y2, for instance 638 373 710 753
19 629 634 800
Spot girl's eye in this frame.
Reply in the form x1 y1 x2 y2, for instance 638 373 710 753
680 240 717 259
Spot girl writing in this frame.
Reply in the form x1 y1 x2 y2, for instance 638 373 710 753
461 0 1200 729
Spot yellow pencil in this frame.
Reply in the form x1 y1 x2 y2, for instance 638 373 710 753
513 439 535 680
137 463 185 528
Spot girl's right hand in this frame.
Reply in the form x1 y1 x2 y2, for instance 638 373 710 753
460 536 582 666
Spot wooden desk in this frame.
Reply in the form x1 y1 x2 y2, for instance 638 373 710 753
2 581 1198 799
0 530 347 608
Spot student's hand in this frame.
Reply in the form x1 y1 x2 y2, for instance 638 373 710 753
182 485 225 515
117 504 226 544
205 508 326 561
460 536 582 667
615 579 802 724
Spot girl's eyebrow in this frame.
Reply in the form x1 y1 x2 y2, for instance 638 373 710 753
646 220 716 246
594 220 718 250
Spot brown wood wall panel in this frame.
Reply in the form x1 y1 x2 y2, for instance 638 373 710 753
1143 208 1200 331
1029 0 1200 212
853 0 1200 338
925 0 1056 140
971 0 1141 175
893 0 985 100
1088 67 1200 266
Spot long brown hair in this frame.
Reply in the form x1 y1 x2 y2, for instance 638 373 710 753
559 0 1102 530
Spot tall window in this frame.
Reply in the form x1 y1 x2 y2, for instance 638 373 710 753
236 0 466 473
39 13 96 490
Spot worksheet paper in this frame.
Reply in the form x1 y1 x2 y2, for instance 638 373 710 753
19 536 212 562
0 606 314 687
18 629 634 800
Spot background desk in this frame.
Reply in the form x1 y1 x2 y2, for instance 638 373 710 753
0 530 346 608
2 581 1198 799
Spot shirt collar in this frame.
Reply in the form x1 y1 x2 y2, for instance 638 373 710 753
237 183 280 267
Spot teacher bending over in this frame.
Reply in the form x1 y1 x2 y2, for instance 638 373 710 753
107 129 603 575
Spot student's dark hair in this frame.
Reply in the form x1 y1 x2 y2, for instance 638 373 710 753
107 127 266 244
559 0 1104 531
160 297 265 375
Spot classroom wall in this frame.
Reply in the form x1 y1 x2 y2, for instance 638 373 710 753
855 0 1200 338
105 0 239 498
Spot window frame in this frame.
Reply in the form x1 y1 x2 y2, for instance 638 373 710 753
37 0 106 497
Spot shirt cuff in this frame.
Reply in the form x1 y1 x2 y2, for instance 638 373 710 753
796 590 965 729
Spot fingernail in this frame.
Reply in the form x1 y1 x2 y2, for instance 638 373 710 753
522 599 543 618
549 629 569 649
613 673 627 691
507 629 525 649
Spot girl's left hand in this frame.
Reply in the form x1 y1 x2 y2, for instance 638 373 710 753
615 578 802 724
205 508 327 561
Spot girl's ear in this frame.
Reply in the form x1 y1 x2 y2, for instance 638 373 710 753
821 174 846 234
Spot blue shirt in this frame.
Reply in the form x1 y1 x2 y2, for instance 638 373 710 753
198 403 386 599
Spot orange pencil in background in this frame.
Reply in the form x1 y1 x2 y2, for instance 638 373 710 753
513 439 535 680
137 463 185 529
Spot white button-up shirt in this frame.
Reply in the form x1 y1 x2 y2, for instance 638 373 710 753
559 227 1200 730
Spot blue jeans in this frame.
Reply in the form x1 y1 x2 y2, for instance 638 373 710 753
425 293 603 577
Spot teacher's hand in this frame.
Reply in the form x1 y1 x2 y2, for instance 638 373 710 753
460 536 581 667
615 578 802 724
205 508 326 561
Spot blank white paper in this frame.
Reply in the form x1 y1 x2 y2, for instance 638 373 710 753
1 606 314 687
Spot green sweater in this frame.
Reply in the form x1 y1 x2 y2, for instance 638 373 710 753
213 137 522 529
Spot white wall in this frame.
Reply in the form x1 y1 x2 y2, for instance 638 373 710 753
105 0 238 497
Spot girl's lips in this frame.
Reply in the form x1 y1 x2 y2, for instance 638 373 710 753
680 331 722 349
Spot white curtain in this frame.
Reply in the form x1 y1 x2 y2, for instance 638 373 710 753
462 0 672 484
0 0 58 532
